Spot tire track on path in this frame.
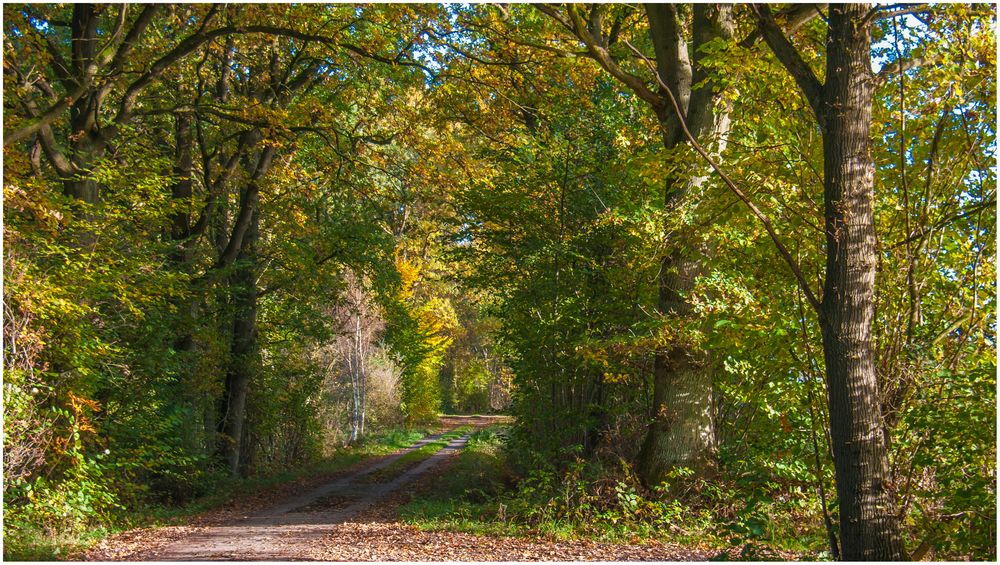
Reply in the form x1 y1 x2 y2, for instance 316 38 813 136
145 432 472 560
88 415 715 561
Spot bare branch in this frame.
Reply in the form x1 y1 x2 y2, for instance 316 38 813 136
864 3 931 26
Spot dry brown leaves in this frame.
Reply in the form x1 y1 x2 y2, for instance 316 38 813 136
83 416 721 561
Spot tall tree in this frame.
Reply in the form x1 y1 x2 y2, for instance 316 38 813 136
532 3 730 483
746 3 908 559
535 3 817 485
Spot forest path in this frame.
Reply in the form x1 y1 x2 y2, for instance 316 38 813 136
85 415 712 561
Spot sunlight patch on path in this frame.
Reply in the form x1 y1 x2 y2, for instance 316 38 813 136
151 433 471 560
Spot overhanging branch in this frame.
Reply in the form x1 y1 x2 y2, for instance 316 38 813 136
624 38 823 312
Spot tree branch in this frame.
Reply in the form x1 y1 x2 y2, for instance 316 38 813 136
105 5 158 72
4 82 91 146
863 3 931 26
189 129 259 245
875 55 926 87
889 198 997 250
93 5 129 67
215 146 275 268
535 5 663 110
625 39 823 312
15 95 76 176
751 4 825 122
739 4 827 48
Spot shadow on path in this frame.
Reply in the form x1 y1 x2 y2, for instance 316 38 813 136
151 428 476 560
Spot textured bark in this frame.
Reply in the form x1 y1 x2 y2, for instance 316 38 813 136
638 245 715 480
755 3 906 559
817 5 906 560
219 207 259 476
63 5 107 215
645 4 691 146
635 3 733 487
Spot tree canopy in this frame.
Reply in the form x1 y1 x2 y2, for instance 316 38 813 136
4 3 995 561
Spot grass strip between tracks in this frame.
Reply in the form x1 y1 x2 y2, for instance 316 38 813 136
356 426 473 485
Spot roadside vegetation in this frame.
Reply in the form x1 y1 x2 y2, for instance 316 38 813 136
4 427 436 560
403 422 991 560
4 4 994 562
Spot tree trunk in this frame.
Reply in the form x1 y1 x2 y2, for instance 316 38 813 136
639 247 716 483
818 4 905 560
170 112 198 352
358 316 367 440
62 5 106 247
62 127 106 253
349 312 362 443
636 4 732 487
171 112 195 260
219 207 259 476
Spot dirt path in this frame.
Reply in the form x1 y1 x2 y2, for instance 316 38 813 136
85 416 714 561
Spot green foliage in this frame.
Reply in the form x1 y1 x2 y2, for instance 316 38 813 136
450 72 662 463
3 3 995 561
405 427 827 555
450 359 492 414
3 3 451 557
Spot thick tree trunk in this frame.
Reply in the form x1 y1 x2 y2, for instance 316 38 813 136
638 246 716 483
636 4 732 487
62 134 104 250
64 5 102 204
219 208 259 476
818 4 905 560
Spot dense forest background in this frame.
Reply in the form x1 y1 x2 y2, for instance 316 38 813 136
3 3 996 560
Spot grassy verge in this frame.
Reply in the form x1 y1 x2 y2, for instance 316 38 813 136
400 425 524 537
399 426 828 559
358 426 472 484
4 426 437 561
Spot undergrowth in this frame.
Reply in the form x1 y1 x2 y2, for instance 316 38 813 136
3 427 436 560
401 425 832 560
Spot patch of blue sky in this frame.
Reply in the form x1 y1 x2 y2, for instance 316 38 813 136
26 14 50 34
870 13 926 73
409 4 483 87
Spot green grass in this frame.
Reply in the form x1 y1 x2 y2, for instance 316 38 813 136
371 427 437 449
399 426 829 558
400 425 522 536
359 426 473 484
4 427 436 561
